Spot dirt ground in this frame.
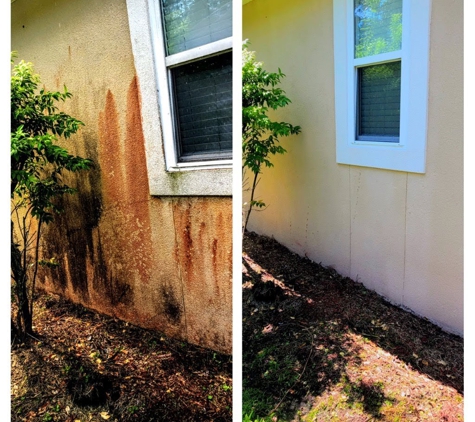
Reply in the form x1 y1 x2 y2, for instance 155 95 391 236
242 231 463 421
10 230 464 421
11 295 232 422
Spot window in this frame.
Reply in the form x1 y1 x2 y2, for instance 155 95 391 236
155 0 233 168
126 0 232 195
333 0 431 173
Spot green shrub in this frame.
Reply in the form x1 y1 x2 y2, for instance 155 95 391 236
11 54 92 340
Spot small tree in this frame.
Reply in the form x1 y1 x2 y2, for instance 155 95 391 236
242 43 301 232
11 56 93 341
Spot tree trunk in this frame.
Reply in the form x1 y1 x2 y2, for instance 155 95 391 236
11 222 32 340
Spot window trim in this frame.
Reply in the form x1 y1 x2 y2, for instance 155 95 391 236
333 0 431 173
126 0 232 196
165 38 232 68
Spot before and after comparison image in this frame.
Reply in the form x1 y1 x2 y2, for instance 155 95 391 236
9 0 465 421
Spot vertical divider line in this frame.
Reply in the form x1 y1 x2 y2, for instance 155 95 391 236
170 198 188 341
402 172 408 306
233 0 244 419
349 165 352 278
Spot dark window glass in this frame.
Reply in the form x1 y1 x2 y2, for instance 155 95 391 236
357 61 401 141
172 52 232 161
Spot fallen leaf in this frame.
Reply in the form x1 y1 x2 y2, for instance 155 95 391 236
100 411 111 419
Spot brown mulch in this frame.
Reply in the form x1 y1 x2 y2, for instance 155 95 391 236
242 231 463 421
11 295 232 422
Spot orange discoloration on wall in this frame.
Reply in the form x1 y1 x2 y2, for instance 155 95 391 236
125 76 149 203
172 198 233 353
174 203 195 285
12 0 232 353
123 76 153 284
98 91 126 206
96 79 154 286
212 211 227 298
212 237 220 297
37 80 230 353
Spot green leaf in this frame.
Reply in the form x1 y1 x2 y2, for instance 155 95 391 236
11 54 93 224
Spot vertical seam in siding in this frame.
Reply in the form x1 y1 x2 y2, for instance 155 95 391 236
171 198 188 340
349 165 352 276
402 172 408 305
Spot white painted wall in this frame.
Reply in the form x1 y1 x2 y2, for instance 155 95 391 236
243 0 463 335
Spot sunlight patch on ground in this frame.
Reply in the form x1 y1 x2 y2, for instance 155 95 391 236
297 332 463 421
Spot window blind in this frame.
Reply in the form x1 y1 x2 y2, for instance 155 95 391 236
172 52 232 159
357 61 401 140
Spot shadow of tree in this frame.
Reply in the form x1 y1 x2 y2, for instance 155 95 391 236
11 296 232 422
342 376 395 419
243 256 366 419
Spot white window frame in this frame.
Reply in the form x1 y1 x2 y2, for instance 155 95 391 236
333 0 431 173
126 0 232 196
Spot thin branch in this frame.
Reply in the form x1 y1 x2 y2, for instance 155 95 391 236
244 170 259 232
27 332 41 342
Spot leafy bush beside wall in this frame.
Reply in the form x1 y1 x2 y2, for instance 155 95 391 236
11 55 93 340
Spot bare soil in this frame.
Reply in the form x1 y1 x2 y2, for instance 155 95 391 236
242 231 463 421
11 294 232 422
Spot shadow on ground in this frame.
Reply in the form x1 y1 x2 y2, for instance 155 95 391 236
242 231 463 421
11 296 232 422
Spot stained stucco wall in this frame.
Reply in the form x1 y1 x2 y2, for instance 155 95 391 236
11 0 232 353
243 0 463 335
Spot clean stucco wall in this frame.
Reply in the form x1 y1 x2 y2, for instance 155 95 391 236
11 0 232 353
243 0 463 335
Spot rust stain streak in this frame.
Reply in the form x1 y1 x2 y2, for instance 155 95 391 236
173 199 195 285
171 198 232 352
182 205 194 282
212 237 219 297
125 76 150 203
121 75 154 284
98 90 126 206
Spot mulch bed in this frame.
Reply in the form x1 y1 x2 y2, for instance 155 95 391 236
11 295 232 422
242 231 463 421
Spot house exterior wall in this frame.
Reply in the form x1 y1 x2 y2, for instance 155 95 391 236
11 0 232 353
243 0 463 335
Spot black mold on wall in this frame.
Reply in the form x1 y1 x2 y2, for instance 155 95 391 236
161 286 182 323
